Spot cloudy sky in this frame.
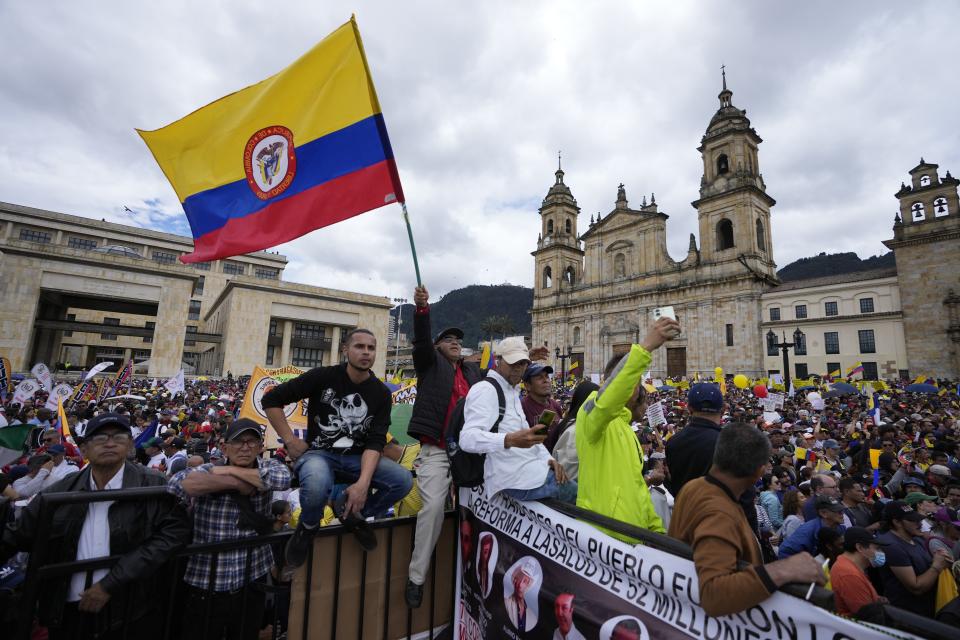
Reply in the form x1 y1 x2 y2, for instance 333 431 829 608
2 2 957 302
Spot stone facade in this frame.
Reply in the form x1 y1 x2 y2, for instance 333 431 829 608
532 81 960 380
884 161 960 377
760 270 907 380
0 202 392 378
532 79 778 378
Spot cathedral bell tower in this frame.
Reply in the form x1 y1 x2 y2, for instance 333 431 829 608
692 70 777 279
532 158 584 304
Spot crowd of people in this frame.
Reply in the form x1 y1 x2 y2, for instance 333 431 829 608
0 291 959 637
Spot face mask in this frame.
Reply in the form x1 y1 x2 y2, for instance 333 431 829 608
869 550 886 568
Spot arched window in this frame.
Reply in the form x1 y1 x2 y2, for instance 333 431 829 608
756 218 766 252
717 153 729 175
565 218 572 234
614 253 626 278
911 202 926 221
716 219 735 250
547 219 554 235
934 197 949 217
920 175 931 187
573 327 581 345
563 266 575 285
542 266 552 289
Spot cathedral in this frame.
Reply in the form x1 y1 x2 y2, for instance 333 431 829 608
530 77 960 380
531 76 778 379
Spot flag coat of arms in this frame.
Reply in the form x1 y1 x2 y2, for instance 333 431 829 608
138 17 403 263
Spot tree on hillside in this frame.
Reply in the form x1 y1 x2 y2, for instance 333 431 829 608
480 314 515 339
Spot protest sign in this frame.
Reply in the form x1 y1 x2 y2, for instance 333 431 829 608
456 488 918 640
45 383 74 411
13 379 40 405
760 397 778 412
645 401 666 428
239 365 308 448
768 392 785 409
164 370 185 395
391 382 417 404
31 363 53 392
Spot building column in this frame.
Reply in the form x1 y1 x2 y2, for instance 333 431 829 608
123 348 132 364
79 345 90 369
328 325 341 366
280 320 293 366
147 280 190 378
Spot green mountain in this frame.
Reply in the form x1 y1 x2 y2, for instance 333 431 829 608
777 251 895 282
391 284 533 348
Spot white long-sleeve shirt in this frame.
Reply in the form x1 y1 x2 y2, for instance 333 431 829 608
13 469 51 498
459 370 552 497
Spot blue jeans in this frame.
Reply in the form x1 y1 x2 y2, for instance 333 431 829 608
294 449 413 527
502 469 577 504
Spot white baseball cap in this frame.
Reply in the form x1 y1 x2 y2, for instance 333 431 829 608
496 336 530 364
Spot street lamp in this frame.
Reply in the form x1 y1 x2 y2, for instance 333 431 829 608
554 346 573 385
392 297 408 377
766 328 805 388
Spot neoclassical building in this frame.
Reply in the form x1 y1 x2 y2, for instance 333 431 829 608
531 80 960 379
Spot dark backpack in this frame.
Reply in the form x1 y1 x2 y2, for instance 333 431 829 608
445 378 506 487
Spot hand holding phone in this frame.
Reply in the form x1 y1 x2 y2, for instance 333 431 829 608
535 410 556 434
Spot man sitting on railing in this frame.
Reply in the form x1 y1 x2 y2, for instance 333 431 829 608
261 328 413 572
1 412 191 640
167 418 291 640
573 317 681 539
670 422 826 616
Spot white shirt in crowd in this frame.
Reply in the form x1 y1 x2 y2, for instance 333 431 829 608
68 464 125 601
459 370 552 497
148 452 166 471
45 458 79 486
12 469 50 499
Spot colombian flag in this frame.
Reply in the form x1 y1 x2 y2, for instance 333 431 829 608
138 18 403 263
845 362 864 379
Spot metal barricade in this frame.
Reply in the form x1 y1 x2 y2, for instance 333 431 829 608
12 487 457 640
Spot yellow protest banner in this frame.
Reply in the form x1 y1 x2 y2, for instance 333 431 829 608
239 365 308 449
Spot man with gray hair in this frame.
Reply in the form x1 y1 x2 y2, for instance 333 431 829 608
670 423 825 616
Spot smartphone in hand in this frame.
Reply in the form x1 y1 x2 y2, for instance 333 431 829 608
535 410 556 434
652 306 676 323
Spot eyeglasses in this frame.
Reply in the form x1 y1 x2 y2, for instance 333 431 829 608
228 438 261 450
86 432 132 445
439 337 463 345
42 438 58 443
882 442 894 447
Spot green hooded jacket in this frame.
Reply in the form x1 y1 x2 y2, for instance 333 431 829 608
576 344 665 539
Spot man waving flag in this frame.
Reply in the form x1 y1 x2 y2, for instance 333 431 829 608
139 17 404 263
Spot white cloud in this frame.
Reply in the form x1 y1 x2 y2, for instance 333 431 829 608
2 1 958 300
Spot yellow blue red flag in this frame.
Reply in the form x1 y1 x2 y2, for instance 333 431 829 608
138 17 403 263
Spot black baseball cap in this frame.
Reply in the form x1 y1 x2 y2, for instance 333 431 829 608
224 418 263 442
883 500 925 522
843 527 889 552
815 495 845 512
688 383 724 413
83 412 131 439
434 327 464 344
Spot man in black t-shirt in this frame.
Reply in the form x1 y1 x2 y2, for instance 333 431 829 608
262 328 413 571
